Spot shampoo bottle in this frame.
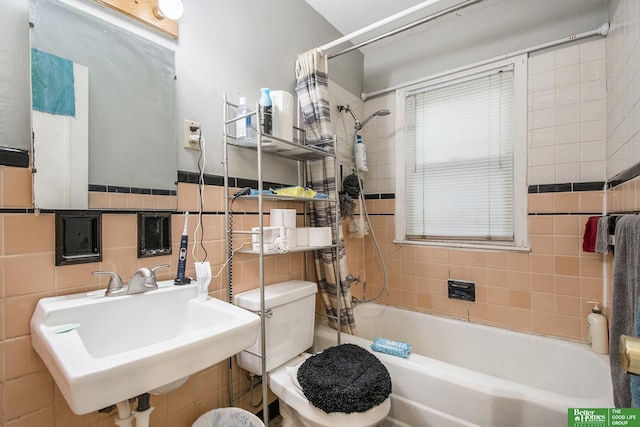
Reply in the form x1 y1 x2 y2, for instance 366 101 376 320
236 97 254 144
587 301 608 354
355 134 369 172
259 88 272 135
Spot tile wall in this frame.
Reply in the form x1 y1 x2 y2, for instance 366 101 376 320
0 169 299 426
1 4 638 424
606 0 640 180
528 39 607 185
344 36 631 342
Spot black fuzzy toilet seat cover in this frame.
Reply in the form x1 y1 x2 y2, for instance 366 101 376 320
297 343 392 413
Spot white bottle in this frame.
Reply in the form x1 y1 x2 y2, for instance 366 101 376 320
355 134 369 172
236 97 254 144
587 301 609 354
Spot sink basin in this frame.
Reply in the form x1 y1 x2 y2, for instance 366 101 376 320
31 281 260 415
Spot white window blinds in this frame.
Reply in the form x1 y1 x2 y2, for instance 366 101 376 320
404 67 515 241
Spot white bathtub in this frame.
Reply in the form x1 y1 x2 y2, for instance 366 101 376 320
313 303 613 427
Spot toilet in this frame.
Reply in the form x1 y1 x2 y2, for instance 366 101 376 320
234 280 391 427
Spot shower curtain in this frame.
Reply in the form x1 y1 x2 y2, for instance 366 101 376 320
295 48 356 334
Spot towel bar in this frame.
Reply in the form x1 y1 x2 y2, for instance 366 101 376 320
620 335 640 375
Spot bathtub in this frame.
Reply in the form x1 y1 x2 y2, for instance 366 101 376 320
313 303 613 427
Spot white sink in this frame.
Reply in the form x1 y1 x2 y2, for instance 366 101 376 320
31 281 260 415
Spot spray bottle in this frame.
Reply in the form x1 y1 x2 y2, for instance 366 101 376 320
259 88 272 135
355 134 369 172
174 212 191 285
586 301 608 354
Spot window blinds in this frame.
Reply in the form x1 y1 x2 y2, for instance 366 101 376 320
404 68 515 241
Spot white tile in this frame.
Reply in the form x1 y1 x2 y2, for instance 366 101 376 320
530 51 556 74
581 140 606 162
556 143 580 164
532 70 556 92
580 38 606 62
529 165 556 185
580 59 606 82
531 146 556 167
581 80 606 102
556 163 581 183
556 64 580 87
531 127 556 148
580 161 606 182
532 107 556 129
581 99 606 122
532 89 556 110
581 120 607 142
556 123 581 144
556 84 581 106
556 44 580 68
557 104 581 126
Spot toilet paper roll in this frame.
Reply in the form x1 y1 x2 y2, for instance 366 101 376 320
270 90 293 142
270 209 297 228
308 227 332 247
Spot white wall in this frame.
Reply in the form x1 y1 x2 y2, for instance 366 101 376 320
1 0 365 183
173 0 364 183
361 0 607 96
0 1 31 151
606 0 640 180
361 36 609 195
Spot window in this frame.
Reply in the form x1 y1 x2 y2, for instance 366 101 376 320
395 56 528 250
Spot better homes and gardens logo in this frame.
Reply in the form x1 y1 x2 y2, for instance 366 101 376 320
569 408 640 427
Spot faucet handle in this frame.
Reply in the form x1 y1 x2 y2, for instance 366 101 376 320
92 271 126 296
151 264 170 274
143 264 170 290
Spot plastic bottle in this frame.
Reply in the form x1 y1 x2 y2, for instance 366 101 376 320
587 301 608 354
259 88 272 135
355 134 369 172
236 97 254 144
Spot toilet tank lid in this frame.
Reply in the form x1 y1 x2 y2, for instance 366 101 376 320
234 280 317 311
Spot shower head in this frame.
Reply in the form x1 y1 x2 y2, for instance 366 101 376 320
338 105 391 130
360 109 391 128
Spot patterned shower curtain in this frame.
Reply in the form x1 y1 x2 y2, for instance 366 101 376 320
295 49 356 334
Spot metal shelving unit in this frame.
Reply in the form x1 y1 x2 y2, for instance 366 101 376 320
222 95 340 425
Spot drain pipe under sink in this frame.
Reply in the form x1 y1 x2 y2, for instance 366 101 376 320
134 393 154 427
114 401 134 427
113 394 154 427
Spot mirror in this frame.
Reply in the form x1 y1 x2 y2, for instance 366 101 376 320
30 0 177 210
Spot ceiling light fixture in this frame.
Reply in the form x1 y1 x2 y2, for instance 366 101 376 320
153 0 184 20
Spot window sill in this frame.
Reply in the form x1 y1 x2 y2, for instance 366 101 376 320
393 239 531 253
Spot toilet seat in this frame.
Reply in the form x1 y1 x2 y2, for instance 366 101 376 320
268 355 391 427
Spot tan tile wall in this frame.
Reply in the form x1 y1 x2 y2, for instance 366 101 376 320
0 169 302 426
343 189 616 343
1 162 638 425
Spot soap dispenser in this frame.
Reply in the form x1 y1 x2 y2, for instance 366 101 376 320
586 301 608 354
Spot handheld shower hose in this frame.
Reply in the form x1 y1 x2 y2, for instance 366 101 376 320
337 105 390 304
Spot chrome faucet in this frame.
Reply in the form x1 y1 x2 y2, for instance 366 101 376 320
92 271 126 297
126 264 170 295
93 264 169 296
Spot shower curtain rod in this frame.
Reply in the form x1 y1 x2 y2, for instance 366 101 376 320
326 0 483 60
361 22 610 100
318 0 453 53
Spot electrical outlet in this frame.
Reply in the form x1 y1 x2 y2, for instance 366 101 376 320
183 120 201 150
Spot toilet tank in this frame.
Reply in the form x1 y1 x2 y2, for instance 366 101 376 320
234 280 317 375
